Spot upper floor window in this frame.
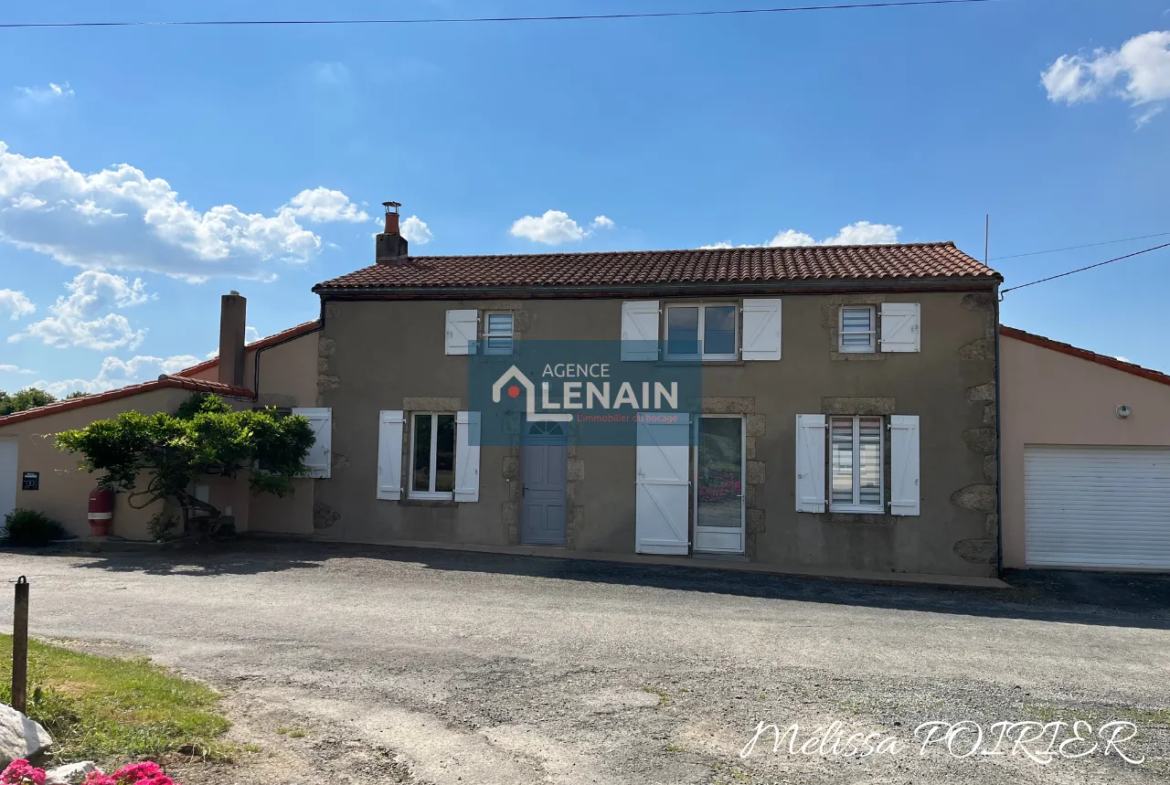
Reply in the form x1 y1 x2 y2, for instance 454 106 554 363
839 306 876 353
665 304 737 361
484 312 515 355
411 413 456 499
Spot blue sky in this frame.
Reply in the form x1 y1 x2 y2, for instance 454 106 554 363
1 0 1168 394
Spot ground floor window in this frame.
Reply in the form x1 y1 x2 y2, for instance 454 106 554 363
411 413 456 499
830 415 883 511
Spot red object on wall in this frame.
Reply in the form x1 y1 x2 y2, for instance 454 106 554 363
87 488 114 537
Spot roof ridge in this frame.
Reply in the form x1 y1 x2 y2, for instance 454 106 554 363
398 240 958 261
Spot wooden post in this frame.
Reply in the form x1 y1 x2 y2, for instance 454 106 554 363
12 577 28 713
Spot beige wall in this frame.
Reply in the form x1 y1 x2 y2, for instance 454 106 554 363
0 374 319 540
1000 334 1170 568
188 331 318 409
315 290 1001 577
0 388 193 539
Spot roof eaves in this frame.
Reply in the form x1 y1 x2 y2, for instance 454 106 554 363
313 274 1002 299
1000 325 1170 389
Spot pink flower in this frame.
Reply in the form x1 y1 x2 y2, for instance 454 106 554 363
1 759 46 785
82 775 116 785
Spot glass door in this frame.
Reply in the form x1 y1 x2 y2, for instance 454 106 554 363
693 416 745 554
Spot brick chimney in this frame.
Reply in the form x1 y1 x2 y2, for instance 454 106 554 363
376 200 409 264
218 291 246 388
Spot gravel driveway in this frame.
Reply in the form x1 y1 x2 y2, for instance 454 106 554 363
0 542 1166 785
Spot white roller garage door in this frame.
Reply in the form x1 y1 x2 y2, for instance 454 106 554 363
1025 445 1170 569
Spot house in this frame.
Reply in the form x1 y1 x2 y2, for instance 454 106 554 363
304 205 1004 578
999 326 1170 571
0 295 323 540
1 202 1012 580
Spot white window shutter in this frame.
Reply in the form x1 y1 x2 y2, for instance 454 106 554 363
445 310 479 355
635 413 691 554
293 407 332 478
454 411 481 503
889 414 921 516
742 299 782 361
880 303 920 353
796 414 827 513
621 301 660 361
377 410 405 500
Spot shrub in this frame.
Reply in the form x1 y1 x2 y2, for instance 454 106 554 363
147 512 179 542
2 508 67 547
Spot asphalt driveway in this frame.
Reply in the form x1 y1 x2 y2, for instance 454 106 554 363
0 542 1166 785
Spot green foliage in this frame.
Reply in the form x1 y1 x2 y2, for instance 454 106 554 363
147 511 179 542
55 393 315 537
0 387 57 416
65 391 90 399
0 634 232 764
2 508 67 546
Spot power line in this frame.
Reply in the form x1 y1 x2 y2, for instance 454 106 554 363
1000 242 1170 296
0 0 1032 30
992 230 1170 261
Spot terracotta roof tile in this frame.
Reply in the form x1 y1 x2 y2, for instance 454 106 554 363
0 376 255 428
314 242 999 293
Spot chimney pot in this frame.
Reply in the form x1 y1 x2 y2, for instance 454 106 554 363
376 199 409 264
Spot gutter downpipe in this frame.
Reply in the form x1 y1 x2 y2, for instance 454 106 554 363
994 284 1004 578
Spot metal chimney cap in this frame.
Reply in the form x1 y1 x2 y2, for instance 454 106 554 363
382 201 401 213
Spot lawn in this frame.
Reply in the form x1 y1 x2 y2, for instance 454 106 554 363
0 635 231 765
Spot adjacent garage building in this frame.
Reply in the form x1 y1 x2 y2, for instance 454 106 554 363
1000 326 1170 571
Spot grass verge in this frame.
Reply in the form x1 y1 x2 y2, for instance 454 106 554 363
0 635 231 764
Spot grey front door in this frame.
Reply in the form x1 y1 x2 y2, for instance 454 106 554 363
521 421 568 545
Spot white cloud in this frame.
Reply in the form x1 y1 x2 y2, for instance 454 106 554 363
510 210 614 245
0 289 35 320
0 142 364 281
9 270 150 351
767 229 818 247
311 62 350 86
32 353 200 397
1116 356 1132 363
704 222 901 249
245 325 261 344
1042 30 1170 125
0 364 34 375
401 215 433 245
15 82 73 104
822 221 902 245
281 187 368 223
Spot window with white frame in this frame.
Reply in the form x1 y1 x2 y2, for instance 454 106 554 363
484 312 514 355
665 304 737 360
411 413 456 499
830 416 883 511
839 306 876 353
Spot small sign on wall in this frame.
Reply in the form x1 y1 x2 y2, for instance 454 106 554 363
21 472 38 491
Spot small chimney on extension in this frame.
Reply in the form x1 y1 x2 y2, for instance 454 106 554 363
218 291 247 389
376 200 409 264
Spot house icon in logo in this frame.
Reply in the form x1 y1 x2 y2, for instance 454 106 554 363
492 366 573 423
